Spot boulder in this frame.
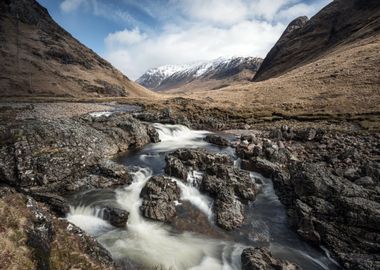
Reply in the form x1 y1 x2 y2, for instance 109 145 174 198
140 176 180 222
103 207 129 228
165 156 188 180
241 247 301 270
204 134 230 146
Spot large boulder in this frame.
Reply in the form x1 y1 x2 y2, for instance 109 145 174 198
102 207 129 228
140 176 181 222
204 134 230 146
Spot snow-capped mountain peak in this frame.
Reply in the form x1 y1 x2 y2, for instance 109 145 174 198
136 56 263 91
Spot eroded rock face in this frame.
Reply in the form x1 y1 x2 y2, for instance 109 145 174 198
0 113 155 194
140 176 181 222
166 148 257 230
236 127 380 270
241 247 301 270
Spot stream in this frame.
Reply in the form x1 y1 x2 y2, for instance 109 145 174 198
66 123 340 270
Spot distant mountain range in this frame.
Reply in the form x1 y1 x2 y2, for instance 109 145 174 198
137 56 263 92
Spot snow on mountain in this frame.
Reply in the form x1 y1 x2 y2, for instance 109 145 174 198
136 56 263 91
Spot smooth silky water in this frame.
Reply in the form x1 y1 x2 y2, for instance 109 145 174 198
67 123 340 270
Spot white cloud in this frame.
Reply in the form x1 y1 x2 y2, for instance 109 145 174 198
182 0 248 25
105 28 147 48
60 0 86 13
105 21 285 80
102 0 333 80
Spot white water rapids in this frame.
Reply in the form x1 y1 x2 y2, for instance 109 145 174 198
66 124 340 270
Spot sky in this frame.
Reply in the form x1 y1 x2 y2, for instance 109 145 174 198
36 0 331 80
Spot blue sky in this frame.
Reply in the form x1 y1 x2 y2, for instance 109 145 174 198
36 0 331 79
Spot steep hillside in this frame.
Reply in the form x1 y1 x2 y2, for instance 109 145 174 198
254 0 380 81
137 57 262 92
0 0 155 98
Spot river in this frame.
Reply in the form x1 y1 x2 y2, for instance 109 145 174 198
66 123 340 270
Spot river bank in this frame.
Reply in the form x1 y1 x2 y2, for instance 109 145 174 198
0 102 378 269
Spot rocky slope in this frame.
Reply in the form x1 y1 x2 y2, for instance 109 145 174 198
254 0 380 81
137 56 262 92
0 0 154 98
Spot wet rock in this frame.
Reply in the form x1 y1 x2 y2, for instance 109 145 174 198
103 207 129 228
146 124 160 143
165 156 188 180
204 134 230 146
0 113 151 194
140 176 180 222
31 193 70 216
214 189 244 230
167 148 257 230
241 247 301 270
241 157 280 178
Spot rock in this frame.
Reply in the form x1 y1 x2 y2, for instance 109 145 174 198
140 176 180 222
146 124 160 143
214 189 244 230
355 176 374 187
344 167 360 181
0 113 151 194
165 156 188 180
31 193 70 216
204 134 230 146
241 157 280 178
103 207 129 228
241 247 301 270
166 148 257 230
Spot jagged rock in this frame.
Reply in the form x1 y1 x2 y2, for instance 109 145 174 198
0 113 152 194
241 157 280 178
214 189 244 230
166 148 257 230
140 176 180 222
103 207 129 228
241 247 301 270
31 193 70 216
165 156 188 180
204 134 230 146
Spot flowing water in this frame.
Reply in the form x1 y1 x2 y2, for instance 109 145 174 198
66 123 340 270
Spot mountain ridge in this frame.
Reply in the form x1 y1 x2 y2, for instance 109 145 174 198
0 0 155 98
137 56 263 92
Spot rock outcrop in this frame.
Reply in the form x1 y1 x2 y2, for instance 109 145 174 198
0 187 116 270
241 247 301 270
0 113 158 194
165 148 257 230
254 0 380 81
235 126 380 270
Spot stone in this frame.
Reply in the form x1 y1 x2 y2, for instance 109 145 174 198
140 176 180 222
241 247 301 270
204 134 230 146
165 156 188 180
103 207 129 228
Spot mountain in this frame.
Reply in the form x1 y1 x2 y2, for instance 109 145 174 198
254 0 380 81
0 0 155 98
137 56 263 92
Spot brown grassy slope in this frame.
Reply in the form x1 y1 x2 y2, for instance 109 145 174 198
184 34 380 116
0 0 156 99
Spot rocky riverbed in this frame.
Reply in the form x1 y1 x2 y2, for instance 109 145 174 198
0 102 379 270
